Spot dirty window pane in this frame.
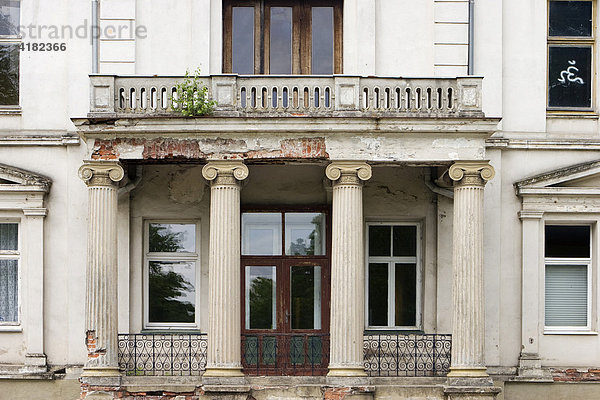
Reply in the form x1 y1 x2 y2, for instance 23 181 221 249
395 263 416 326
0 1 19 36
242 213 282 255
246 266 276 329
312 7 334 74
0 223 18 251
149 223 195 253
232 7 254 74
285 213 326 256
549 1 592 37
148 261 196 323
369 225 391 257
368 263 388 326
270 7 292 74
545 225 590 258
548 46 591 108
393 226 417 257
0 43 18 106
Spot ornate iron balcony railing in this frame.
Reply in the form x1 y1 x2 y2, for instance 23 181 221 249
364 333 452 377
117 333 207 376
241 333 330 376
89 75 483 118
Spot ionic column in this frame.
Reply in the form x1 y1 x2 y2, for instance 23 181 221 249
326 161 372 377
202 161 249 377
78 160 124 377
446 161 494 378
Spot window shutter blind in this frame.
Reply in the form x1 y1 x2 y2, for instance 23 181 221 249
545 264 588 327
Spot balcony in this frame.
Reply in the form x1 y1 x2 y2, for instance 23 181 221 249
117 332 451 377
89 75 483 119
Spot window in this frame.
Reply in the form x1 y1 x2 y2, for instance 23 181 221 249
223 0 342 74
144 222 200 329
0 0 20 106
366 223 420 329
547 0 594 109
0 222 19 325
544 225 592 331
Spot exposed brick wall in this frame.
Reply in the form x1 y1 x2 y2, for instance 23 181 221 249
91 137 329 161
86 330 105 359
552 368 600 382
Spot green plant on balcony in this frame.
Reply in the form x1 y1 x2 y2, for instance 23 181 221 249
172 68 217 116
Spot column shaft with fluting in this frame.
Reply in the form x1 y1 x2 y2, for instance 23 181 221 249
78 161 124 376
326 161 372 376
447 161 495 378
202 161 249 377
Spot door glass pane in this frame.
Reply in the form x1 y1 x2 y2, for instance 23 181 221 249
285 213 326 256
545 225 590 258
0 43 18 106
246 266 276 329
148 261 195 323
0 1 19 36
368 263 388 326
0 223 18 250
395 263 416 326
549 1 592 37
393 225 417 257
548 46 592 108
291 266 321 329
270 7 292 74
312 7 334 74
242 213 282 255
369 225 391 256
149 223 195 253
232 7 254 74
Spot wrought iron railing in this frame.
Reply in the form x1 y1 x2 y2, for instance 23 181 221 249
241 333 330 376
118 333 207 376
363 333 451 377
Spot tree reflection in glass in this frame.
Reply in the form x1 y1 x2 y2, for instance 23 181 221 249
246 266 276 329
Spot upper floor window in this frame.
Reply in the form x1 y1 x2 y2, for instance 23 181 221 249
144 222 200 329
366 223 420 330
0 0 19 106
0 223 19 325
544 225 592 331
547 0 594 110
223 0 342 75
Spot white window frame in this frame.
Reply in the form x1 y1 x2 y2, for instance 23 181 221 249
143 220 201 330
0 0 22 111
0 219 20 329
544 223 594 333
365 221 422 330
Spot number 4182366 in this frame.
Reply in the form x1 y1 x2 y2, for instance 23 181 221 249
20 42 67 51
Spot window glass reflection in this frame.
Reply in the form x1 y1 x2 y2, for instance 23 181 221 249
232 7 254 74
311 7 334 74
148 261 195 323
246 266 276 329
149 223 195 253
291 266 321 329
285 213 326 256
242 213 282 255
270 7 292 74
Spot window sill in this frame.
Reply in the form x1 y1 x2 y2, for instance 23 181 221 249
546 110 598 119
0 106 22 116
544 330 597 335
0 325 22 332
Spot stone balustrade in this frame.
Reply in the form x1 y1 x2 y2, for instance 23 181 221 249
89 74 483 118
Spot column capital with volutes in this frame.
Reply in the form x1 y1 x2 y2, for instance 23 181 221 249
78 160 125 187
202 160 249 186
449 161 495 187
325 161 372 185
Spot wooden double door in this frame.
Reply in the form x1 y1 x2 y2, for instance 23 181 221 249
240 210 330 375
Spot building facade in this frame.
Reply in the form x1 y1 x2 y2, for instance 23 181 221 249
1 0 600 399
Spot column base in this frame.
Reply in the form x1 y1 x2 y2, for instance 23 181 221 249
20 353 47 373
447 367 489 378
515 353 553 382
327 366 368 377
203 367 244 377
81 366 122 387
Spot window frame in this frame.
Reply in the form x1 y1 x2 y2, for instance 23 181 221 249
0 0 21 109
143 220 201 330
543 223 594 333
547 0 596 112
0 219 20 329
223 0 343 75
364 221 422 331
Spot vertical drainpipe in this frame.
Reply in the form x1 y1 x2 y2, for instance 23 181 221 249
468 0 474 75
92 0 99 73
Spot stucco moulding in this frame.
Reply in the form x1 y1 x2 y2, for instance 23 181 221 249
0 163 52 193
